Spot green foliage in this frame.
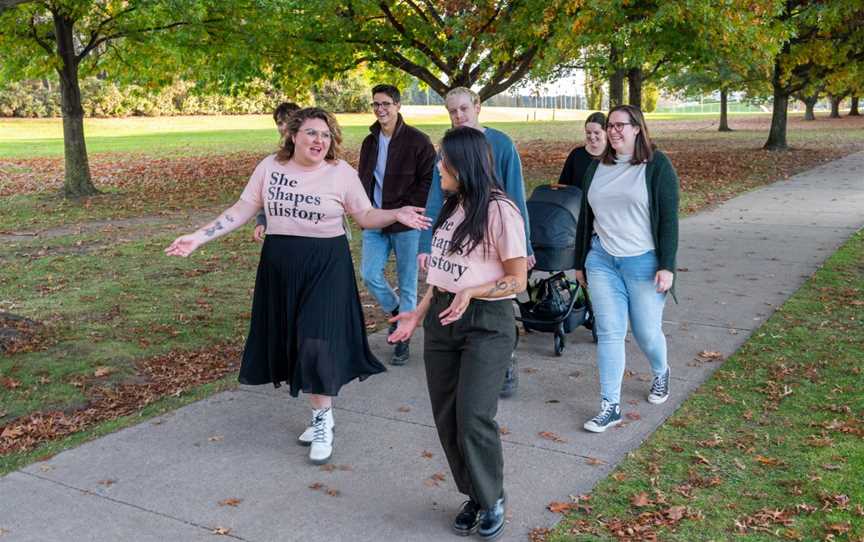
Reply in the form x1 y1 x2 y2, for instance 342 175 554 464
642 84 659 113
203 0 583 101
312 70 371 113
0 77 303 117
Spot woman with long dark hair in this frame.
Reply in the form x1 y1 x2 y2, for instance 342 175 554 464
389 126 527 540
573 104 679 433
166 107 430 465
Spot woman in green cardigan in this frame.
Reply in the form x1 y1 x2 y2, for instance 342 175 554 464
573 104 679 433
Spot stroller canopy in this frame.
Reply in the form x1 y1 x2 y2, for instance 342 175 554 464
526 184 582 272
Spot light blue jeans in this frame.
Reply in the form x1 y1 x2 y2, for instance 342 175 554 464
361 229 420 314
585 236 668 404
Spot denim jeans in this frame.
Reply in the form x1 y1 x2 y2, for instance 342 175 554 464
585 236 668 404
360 229 420 314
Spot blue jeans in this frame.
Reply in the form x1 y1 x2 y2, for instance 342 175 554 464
360 229 420 314
585 236 668 404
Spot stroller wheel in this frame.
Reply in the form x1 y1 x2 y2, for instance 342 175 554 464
554 332 565 356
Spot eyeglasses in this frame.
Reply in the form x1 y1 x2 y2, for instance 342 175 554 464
301 128 332 140
607 122 634 132
371 101 395 109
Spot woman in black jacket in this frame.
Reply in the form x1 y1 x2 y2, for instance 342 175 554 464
558 111 607 186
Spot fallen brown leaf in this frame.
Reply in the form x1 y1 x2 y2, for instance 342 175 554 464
421 450 433 459
548 501 575 514
538 431 567 443
93 366 115 378
212 527 231 535
585 457 605 466
218 498 242 507
630 492 652 508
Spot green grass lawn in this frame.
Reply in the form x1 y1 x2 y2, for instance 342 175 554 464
546 230 864 542
0 108 806 159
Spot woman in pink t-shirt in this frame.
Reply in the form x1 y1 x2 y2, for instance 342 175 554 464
166 108 430 466
388 126 527 540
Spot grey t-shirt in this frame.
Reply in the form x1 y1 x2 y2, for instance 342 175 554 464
372 133 391 208
587 154 654 257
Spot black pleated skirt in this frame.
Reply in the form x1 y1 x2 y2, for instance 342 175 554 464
239 234 386 397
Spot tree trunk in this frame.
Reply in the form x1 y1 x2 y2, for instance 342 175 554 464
608 46 625 107
627 67 643 109
718 87 732 131
829 94 841 118
801 95 817 121
764 61 789 151
54 13 97 197
850 96 860 116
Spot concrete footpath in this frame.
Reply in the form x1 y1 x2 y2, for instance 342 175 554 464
1 152 862 541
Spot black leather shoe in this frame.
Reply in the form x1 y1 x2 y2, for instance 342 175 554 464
499 354 518 398
391 340 410 365
452 499 481 536
478 493 506 540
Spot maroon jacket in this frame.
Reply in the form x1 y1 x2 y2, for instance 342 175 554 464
358 114 436 233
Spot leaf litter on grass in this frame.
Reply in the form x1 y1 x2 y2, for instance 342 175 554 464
0 343 242 455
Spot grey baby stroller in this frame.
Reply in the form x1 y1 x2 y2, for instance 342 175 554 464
515 184 596 356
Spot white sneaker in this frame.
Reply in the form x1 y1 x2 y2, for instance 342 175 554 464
308 408 334 465
298 416 335 446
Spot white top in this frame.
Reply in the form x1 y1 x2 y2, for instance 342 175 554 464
587 154 654 257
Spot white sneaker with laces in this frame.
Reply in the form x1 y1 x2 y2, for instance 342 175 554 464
308 408 334 465
298 413 335 446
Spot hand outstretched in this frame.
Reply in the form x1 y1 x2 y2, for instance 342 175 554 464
395 206 432 230
165 234 203 257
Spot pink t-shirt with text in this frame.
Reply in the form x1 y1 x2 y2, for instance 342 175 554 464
427 198 527 300
240 154 372 237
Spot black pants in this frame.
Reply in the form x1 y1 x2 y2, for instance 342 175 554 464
423 289 516 509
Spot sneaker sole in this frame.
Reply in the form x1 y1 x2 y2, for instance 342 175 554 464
309 452 333 465
297 426 335 446
309 446 333 465
390 356 409 366
648 394 669 405
478 524 505 541
583 418 623 433
452 523 479 537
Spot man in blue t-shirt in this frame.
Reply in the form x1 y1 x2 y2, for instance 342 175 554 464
417 87 534 397
358 84 436 365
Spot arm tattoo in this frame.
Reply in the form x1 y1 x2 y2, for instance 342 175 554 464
482 279 513 297
224 214 235 223
203 220 225 237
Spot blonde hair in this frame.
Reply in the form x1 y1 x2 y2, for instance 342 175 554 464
445 87 480 106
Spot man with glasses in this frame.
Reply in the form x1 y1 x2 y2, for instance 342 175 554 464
358 84 436 365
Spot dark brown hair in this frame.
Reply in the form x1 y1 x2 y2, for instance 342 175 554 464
272 102 300 123
276 107 342 163
601 104 655 165
585 111 606 128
